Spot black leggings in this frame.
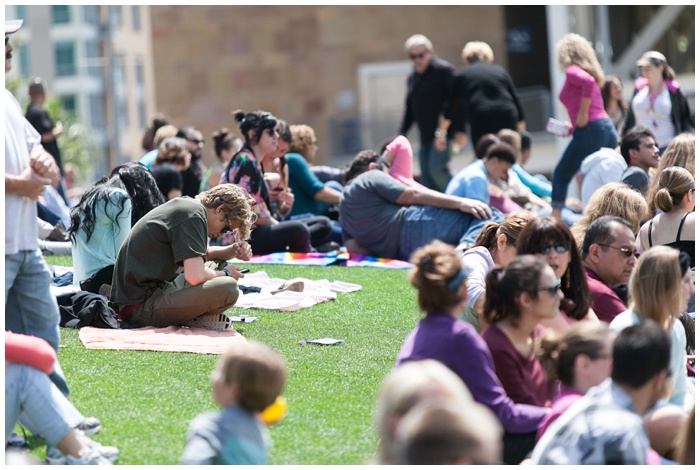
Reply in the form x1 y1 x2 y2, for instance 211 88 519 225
502 431 537 465
80 265 115 295
248 216 332 254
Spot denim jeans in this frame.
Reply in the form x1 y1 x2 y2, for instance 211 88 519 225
5 250 69 396
418 138 452 192
551 118 618 208
5 364 83 446
399 206 504 261
131 260 239 327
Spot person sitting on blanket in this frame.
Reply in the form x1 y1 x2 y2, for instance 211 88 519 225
68 162 165 295
110 183 255 329
339 149 501 261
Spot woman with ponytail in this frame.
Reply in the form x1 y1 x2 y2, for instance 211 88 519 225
396 240 549 465
636 166 695 266
221 110 332 254
460 212 534 331
517 216 598 335
481 255 560 409
535 323 615 439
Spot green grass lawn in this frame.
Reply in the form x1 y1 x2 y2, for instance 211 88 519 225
25 257 421 465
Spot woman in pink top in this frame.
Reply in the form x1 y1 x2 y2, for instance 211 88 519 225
551 34 617 221
379 135 426 189
481 255 560 407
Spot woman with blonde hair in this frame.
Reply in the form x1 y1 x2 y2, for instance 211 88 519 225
460 212 534 331
570 182 648 248
375 359 474 464
396 240 548 465
442 40 525 152
637 166 695 266
550 34 618 221
646 133 695 216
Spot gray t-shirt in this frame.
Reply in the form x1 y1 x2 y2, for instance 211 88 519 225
112 197 208 305
620 165 650 195
338 170 408 259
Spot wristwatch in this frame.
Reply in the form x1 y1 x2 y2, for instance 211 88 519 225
434 129 446 138
223 268 232 277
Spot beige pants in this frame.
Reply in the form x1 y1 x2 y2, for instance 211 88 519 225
131 260 239 327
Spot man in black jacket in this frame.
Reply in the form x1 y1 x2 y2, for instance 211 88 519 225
399 34 463 193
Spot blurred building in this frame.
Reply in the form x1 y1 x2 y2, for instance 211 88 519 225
4 5 157 179
6 5 694 177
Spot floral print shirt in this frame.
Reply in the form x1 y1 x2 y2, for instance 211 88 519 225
221 146 271 221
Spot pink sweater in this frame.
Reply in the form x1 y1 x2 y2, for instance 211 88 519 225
5 331 56 374
385 135 426 189
558 65 608 132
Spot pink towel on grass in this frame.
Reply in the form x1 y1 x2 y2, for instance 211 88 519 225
79 326 247 354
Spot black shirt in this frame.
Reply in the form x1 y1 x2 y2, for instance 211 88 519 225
399 56 460 144
25 103 63 174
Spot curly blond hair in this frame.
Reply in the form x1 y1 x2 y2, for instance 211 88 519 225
199 183 255 241
570 182 648 248
461 41 494 64
556 33 605 86
289 124 316 160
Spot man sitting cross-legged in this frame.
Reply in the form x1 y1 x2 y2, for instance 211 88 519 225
110 184 255 329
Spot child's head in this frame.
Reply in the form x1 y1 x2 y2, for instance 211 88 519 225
212 340 287 413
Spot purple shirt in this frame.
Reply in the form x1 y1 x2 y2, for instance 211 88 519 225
558 65 608 132
396 312 548 433
481 325 557 408
584 266 627 323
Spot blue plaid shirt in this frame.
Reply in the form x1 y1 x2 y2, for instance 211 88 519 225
531 379 649 465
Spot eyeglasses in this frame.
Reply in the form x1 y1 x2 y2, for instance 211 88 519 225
188 138 205 145
539 279 561 298
539 241 571 254
597 244 640 258
221 219 235 234
409 51 427 60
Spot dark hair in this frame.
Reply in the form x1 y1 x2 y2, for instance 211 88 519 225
601 76 627 117
276 120 291 144
211 128 241 160
519 131 533 152
483 255 548 326
581 215 633 260
517 217 590 320
343 149 381 184
620 126 656 165
485 142 517 165
537 322 614 386
678 251 694 355
408 240 467 314
475 134 500 160
28 77 45 99
141 113 170 151
474 213 534 252
611 321 670 388
69 162 165 243
232 109 278 146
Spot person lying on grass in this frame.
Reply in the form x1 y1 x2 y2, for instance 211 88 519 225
182 340 287 465
109 183 254 328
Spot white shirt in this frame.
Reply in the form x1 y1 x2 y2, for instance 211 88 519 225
579 147 628 210
5 89 43 254
631 85 675 148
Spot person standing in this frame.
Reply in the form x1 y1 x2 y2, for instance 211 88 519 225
177 125 207 197
550 33 618 220
399 34 463 192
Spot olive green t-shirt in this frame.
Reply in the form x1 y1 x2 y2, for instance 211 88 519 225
112 197 208 305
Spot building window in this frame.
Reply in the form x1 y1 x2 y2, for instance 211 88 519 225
109 6 122 28
89 94 105 129
135 58 146 129
83 5 100 25
60 95 77 114
114 55 128 131
51 6 72 24
54 42 76 77
15 5 28 24
131 6 141 31
85 40 102 78
18 44 31 79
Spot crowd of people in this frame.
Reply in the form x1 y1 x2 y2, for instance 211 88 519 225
5 16 696 465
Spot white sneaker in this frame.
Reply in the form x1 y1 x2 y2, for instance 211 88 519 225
186 313 232 331
66 449 113 465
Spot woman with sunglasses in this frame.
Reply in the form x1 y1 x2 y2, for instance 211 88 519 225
221 110 332 254
609 246 693 458
481 256 560 410
517 216 598 335
636 166 695 268
621 51 694 154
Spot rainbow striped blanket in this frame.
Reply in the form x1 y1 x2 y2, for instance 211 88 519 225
236 249 412 269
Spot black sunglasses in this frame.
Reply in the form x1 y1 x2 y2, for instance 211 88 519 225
539 279 561 297
597 244 640 258
409 52 426 60
539 241 570 254
188 137 205 145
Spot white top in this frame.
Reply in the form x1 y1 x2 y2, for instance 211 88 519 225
631 86 675 148
5 89 43 254
460 246 495 309
579 148 628 210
